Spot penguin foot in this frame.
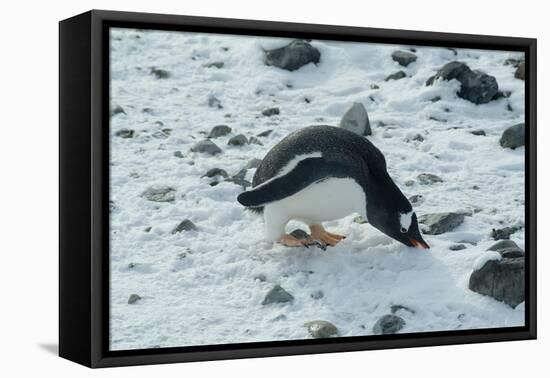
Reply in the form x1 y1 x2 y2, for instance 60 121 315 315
310 224 346 246
278 234 327 250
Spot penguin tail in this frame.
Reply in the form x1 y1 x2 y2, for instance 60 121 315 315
237 190 266 208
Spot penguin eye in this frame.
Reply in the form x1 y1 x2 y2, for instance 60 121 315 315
400 227 407 233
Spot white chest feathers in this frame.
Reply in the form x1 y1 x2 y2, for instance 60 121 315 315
263 177 367 240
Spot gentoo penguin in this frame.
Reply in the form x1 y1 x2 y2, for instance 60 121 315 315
237 125 429 249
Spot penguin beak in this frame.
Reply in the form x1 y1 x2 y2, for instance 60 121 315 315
409 238 430 249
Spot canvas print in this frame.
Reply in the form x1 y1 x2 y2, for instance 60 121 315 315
108 27 526 351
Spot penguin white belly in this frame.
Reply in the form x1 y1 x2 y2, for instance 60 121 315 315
263 177 367 240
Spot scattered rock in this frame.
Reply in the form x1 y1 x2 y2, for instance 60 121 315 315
115 129 135 138
245 158 263 170
254 273 267 282
372 314 406 335
470 129 486 136
499 123 525 149
450 244 467 251
339 102 372 136
152 128 172 139
174 151 184 158
204 61 224 69
265 40 321 71
491 226 521 240
385 70 407 81
257 129 273 137
191 140 222 155
370 84 380 89
248 136 263 146
408 194 424 205
262 285 294 305
353 215 368 224
208 96 223 109
492 90 512 100
390 305 415 314
419 212 465 235
391 50 417 67
110 104 126 117
150 67 170 79
426 61 499 104
305 320 338 338
141 185 176 203
404 180 415 187
208 124 232 138
226 169 251 189
310 290 324 300
469 256 525 307
514 62 525 80
128 294 142 304
262 107 280 117
290 229 310 240
487 240 525 258
227 134 248 146
430 96 442 103
504 58 523 67
202 168 228 178
412 134 424 142
417 173 443 185
172 220 198 234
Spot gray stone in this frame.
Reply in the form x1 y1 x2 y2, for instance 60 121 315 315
262 285 294 305
226 169 251 189
245 158 263 170
150 67 170 79
191 140 222 155
426 61 499 104
202 168 228 178
310 290 324 300
248 136 264 146
152 128 172 139
208 96 223 109
385 71 407 81
514 62 525 80
408 194 424 205
227 134 248 146
257 129 273 137
390 305 415 314
449 244 467 251
391 50 418 67
404 180 415 187
208 124 232 138
339 102 372 136
430 96 442 103
487 240 525 258
115 129 135 138
491 226 521 240
500 123 525 149
128 294 142 304
262 107 280 117
353 215 367 224
141 185 176 203
469 257 524 307
419 212 465 235
290 229 310 240
204 61 224 69
417 173 443 185
265 40 321 71
110 104 126 117
471 129 486 136
174 151 184 158
172 219 198 234
305 320 338 338
372 314 406 335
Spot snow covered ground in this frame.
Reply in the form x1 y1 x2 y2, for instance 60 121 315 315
109 27 525 351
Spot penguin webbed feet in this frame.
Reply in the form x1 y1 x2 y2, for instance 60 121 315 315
278 234 327 250
310 224 346 247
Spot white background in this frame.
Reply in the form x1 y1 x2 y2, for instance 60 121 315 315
0 0 546 376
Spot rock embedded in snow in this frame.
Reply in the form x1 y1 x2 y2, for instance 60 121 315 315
417 173 443 185
262 285 294 305
390 305 415 314
226 168 252 189
471 129 486 136
290 229 310 240
391 50 417 67
128 294 142 304
487 240 525 258
499 123 525 149
408 194 424 205
110 104 126 117
449 244 467 251
264 40 320 71
248 136 263 146
115 129 135 138
172 219 198 234
419 212 465 235
202 168 228 178
514 62 525 80
208 124 232 138
385 70 407 81
257 129 273 137
207 95 223 109
204 61 224 69
310 290 324 300
191 140 222 155
227 134 248 146
426 61 499 104
372 314 406 335
262 107 280 117
339 102 372 136
305 320 339 338
141 185 176 203
469 255 525 308
245 158 263 170
150 67 170 79
491 226 521 240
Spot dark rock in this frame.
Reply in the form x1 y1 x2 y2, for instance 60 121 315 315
404 180 415 187
174 151 184 158
491 226 521 240
390 305 415 314
469 257 525 307
370 84 380 89
226 169 251 189
208 124 232 138
141 185 176 203
115 129 135 138
372 314 406 335
245 158 263 170
514 62 525 80
385 71 407 81
305 320 338 338
391 50 417 67
310 290 324 300
430 96 442 103
290 229 310 240
419 212 465 235
152 128 172 139
257 129 273 137
408 194 424 205
172 220 198 234
248 136 264 146
488 240 524 258
128 294 142 304
111 104 126 117
265 40 320 71
208 96 223 109
500 123 525 149
204 61 224 69
450 244 467 251
262 107 280 117
191 140 222 155
202 168 228 178
504 58 523 67
417 173 443 185
262 285 294 305
150 67 170 79
412 134 424 142
492 90 512 100
339 102 371 136
254 273 267 282
470 129 486 136
227 134 248 146
426 61 499 104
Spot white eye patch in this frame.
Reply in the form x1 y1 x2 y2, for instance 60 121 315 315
399 211 413 232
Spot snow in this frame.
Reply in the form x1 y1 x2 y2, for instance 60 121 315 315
473 252 503 271
109 27 525 351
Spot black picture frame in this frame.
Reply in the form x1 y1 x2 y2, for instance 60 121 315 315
59 9 537 368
